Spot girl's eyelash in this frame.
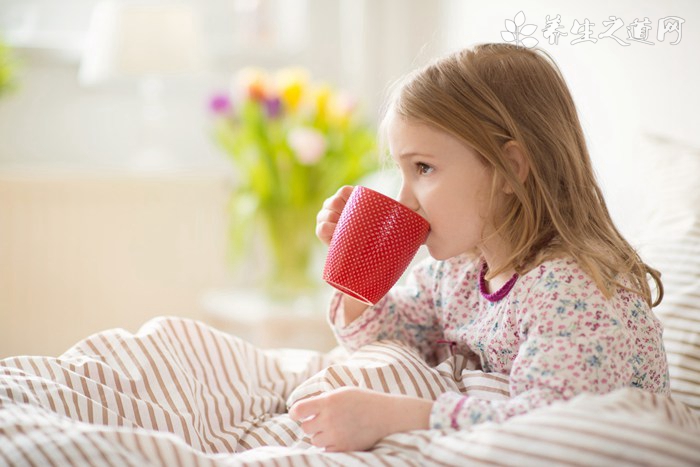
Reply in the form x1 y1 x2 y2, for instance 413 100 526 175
416 162 433 174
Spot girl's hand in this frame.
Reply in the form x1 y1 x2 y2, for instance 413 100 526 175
289 387 433 452
316 185 354 246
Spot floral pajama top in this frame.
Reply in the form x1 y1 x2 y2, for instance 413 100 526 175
328 254 670 430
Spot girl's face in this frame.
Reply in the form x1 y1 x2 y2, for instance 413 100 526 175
388 115 499 262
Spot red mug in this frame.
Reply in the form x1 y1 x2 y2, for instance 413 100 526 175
323 186 430 305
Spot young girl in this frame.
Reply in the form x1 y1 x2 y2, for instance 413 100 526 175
289 43 669 452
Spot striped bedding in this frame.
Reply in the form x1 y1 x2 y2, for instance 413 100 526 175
1 317 699 466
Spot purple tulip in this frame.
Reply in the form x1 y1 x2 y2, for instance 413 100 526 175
264 96 282 119
209 93 232 115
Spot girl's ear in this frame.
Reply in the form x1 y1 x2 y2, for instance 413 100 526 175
501 141 529 194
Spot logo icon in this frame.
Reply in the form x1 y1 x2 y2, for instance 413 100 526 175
501 11 539 48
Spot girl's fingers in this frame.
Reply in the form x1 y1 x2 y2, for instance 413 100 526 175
321 196 346 215
322 186 354 213
288 399 317 422
336 185 354 200
316 208 341 224
316 185 354 245
299 416 323 438
316 222 337 244
310 432 334 450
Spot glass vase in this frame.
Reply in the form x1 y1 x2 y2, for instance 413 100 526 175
260 203 321 301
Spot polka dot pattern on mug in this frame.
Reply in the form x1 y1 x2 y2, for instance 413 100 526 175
323 186 430 305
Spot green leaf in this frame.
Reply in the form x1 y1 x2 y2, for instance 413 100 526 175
0 38 19 97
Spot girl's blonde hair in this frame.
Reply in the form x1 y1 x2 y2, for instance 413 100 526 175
383 43 662 306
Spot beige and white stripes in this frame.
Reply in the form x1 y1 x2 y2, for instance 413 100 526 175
1 316 699 466
286 340 510 406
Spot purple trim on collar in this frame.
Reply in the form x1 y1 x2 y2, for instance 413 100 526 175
479 261 519 302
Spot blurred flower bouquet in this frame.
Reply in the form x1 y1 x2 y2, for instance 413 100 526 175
209 67 377 298
0 38 18 98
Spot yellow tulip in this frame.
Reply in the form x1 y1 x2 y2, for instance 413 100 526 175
310 84 333 122
275 67 310 111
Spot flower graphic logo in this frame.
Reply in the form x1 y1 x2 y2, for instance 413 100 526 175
501 11 539 48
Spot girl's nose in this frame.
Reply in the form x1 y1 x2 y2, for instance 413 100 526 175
397 183 420 212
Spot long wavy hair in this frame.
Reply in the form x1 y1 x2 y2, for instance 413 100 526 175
382 43 662 306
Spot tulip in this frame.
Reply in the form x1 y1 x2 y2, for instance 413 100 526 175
265 96 282 119
311 84 332 121
275 67 310 111
287 127 327 165
209 93 232 115
234 67 271 102
328 91 358 126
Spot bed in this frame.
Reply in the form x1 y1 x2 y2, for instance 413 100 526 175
1 317 698 466
2 135 700 466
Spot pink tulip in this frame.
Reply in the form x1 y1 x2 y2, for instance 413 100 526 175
287 127 327 165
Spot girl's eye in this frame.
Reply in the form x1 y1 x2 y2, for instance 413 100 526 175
416 162 434 175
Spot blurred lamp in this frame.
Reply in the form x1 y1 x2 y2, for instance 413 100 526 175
79 1 205 170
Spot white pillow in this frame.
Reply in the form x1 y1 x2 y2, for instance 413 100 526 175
635 133 700 413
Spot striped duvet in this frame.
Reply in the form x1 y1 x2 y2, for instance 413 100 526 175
1 317 699 466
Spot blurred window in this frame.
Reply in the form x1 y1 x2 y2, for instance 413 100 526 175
0 0 309 59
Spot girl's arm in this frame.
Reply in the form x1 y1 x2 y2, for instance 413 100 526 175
335 294 370 327
329 256 444 362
